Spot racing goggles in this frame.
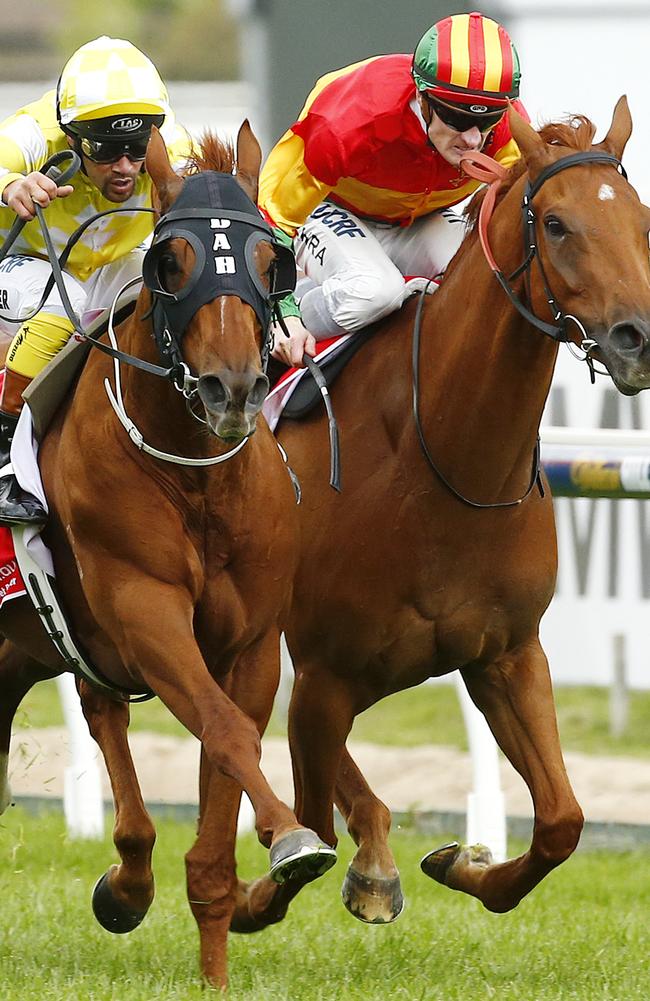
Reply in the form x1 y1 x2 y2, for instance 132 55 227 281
426 96 505 134
79 135 150 164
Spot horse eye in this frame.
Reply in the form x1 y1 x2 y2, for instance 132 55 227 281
544 216 566 238
159 252 180 275
157 251 182 292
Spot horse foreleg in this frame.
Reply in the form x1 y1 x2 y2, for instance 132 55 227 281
421 641 583 912
334 747 404 923
94 593 335 892
286 664 404 922
79 681 156 933
185 747 240 989
0 640 58 814
224 634 333 937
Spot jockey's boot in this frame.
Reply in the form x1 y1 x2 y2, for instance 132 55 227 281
0 369 46 526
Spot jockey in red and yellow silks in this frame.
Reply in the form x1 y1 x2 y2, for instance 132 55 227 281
258 11 528 368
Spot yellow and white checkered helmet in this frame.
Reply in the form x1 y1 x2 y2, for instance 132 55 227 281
56 36 169 133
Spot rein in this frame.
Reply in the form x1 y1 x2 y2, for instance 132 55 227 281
411 283 544 509
461 148 627 378
411 145 627 510
0 151 298 468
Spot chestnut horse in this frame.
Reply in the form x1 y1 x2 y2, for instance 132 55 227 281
229 99 650 931
0 123 335 988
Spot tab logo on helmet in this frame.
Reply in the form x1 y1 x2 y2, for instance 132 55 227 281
469 105 489 114
111 117 144 133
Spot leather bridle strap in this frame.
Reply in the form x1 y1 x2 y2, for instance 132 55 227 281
459 148 627 343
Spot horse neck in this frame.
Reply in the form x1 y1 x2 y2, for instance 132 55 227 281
413 185 559 501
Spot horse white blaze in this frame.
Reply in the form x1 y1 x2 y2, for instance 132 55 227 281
598 183 616 201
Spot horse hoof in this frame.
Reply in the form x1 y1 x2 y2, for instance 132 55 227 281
420 841 462 885
420 842 493 885
269 828 337 885
92 867 150 934
341 864 404 924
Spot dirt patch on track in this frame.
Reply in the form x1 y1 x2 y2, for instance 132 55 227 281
7 727 650 826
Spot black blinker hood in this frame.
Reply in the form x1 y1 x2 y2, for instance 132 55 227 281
142 171 296 337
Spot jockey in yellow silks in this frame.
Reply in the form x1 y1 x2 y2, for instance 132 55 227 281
258 11 528 368
0 35 191 525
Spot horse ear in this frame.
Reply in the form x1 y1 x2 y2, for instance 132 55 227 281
507 103 553 178
145 126 183 212
235 119 262 203
595 95 632 160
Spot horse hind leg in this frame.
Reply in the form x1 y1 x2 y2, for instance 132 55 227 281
421 641 583 913
79 681 157 933
335 746 404 924
287 663 405 924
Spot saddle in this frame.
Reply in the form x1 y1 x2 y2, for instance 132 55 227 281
272 327 374 421
23 295 138 441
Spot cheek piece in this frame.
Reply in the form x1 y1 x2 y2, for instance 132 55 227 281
142 171 296 371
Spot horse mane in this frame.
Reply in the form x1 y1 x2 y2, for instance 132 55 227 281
442 115 598 283
186 130 236 175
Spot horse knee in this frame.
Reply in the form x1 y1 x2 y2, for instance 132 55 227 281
535 807 584 865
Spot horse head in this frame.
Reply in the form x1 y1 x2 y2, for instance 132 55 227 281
505 97 650 395
143 122 292 442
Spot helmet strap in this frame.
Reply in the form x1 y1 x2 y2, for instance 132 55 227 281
61 129 88 176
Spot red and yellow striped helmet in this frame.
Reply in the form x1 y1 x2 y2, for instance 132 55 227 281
412 11 520 110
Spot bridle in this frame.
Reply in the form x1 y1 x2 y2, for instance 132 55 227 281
0 151 297 467
463 148 627 368
412 146 627 509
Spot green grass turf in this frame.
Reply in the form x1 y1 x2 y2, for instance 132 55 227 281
0 807 649 1000
15 678 650 759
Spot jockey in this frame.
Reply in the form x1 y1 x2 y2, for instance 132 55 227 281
258 11 527 368
0 35 190 525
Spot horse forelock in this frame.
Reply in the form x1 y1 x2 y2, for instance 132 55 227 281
186 131 236 175
442 114 599 284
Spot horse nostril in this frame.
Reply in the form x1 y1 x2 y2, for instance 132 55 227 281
246 374 270 413
198 375 229 413
609 322 646 355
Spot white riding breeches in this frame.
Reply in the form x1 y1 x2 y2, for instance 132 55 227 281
0 250 146 337
293 202 466 339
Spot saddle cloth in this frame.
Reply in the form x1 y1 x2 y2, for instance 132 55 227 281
0 372 51 610
264 333 356 432
262 277 439 433
0 292 139 612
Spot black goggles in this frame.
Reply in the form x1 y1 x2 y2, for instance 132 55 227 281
426 96 505 134
79 135 150 164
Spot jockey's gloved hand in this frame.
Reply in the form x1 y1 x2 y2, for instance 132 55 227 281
271 314 316 368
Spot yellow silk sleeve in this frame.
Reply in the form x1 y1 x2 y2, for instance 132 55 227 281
494 137 521 171
259 132 333 237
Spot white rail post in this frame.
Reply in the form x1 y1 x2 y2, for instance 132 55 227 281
56 674 104 839
454 675 507 862
610 634 629 738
